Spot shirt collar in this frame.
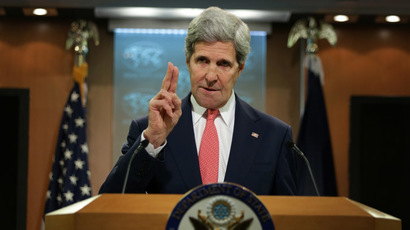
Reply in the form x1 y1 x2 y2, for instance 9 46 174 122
191 91 236 128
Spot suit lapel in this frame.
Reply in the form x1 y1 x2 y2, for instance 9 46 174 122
166 95 202 189
224 96 262 184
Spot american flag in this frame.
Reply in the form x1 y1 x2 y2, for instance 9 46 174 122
44 82 92 215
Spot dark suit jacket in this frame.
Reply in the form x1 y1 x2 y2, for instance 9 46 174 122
99 93 299 195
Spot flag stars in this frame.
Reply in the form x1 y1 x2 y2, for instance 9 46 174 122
68 133 78 143
74 159 85 170
45 86 92 215
62 123 69 131
56 194 63 204
75 117 85 128
81 144 88 154
64 149 73 160
69 175 78 185
80 185 91 196
64 190 74 202
71 91 80 102
64 106 73 117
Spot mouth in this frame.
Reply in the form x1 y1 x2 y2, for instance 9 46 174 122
201 87 219 93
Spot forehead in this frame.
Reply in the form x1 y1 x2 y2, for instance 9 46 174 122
192 41 236 60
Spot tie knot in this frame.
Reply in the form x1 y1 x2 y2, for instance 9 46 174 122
206 109 218 121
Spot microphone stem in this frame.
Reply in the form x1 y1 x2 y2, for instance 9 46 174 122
121 140 149 194
288 142 321 196
300 153 320 196
121 151 137 194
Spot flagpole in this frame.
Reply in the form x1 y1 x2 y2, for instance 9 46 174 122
287 17 337 118
288 17 338 196
66 20 99 107
299 41 305 118
43 19 99 223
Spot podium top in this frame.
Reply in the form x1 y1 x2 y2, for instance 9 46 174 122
46 194 401 230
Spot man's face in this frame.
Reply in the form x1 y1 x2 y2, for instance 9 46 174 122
186 41 244 109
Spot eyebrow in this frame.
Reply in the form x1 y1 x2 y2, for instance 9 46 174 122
195 55 207 60
195 55 234 65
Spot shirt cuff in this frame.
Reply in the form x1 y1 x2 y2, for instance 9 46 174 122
141 130 166 158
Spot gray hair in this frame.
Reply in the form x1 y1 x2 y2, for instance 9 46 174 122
185 7 251 65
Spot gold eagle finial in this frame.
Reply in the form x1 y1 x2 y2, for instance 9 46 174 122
287 17 337 54
66 20 99 66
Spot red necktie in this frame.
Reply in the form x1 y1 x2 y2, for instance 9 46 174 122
199 109 219 184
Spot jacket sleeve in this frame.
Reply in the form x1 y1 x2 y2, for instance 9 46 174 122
99 119 164 193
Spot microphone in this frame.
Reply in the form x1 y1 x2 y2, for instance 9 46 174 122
121 139 150 194
287 141 320 196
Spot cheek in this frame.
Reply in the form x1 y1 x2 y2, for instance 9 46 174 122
224 74 240 88
189 67 206 82
189 71 203 90
189 71 199 83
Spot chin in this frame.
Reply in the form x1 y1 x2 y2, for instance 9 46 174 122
198 99 221 110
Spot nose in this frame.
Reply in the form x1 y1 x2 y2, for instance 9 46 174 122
205 64 218 83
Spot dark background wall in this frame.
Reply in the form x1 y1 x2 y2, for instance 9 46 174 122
1 17 409 230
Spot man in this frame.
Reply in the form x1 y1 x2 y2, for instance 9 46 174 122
100 7 299 195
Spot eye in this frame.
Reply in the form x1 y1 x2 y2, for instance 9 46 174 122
196 56 209 64
217 60 231 67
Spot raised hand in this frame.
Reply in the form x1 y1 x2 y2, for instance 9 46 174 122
144 62 182 148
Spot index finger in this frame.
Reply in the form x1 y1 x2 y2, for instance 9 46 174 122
161 62 179 93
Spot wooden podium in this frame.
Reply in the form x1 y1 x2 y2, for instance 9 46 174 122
45 194 401 230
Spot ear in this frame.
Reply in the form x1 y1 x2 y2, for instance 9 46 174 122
238 61 245 72
185 55 191 70
186 52 191 64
